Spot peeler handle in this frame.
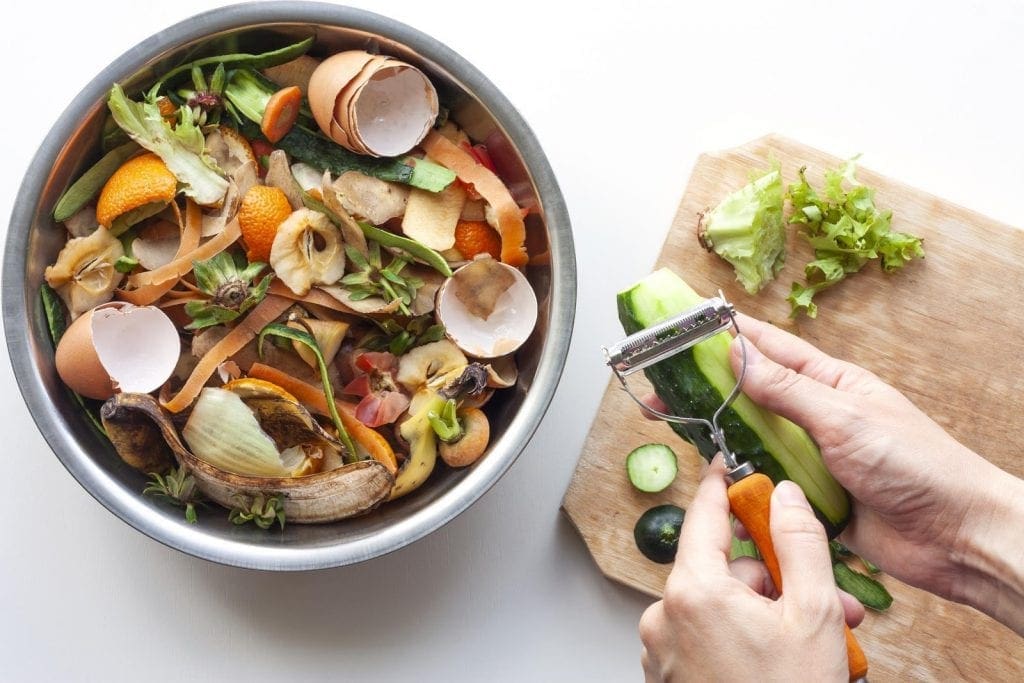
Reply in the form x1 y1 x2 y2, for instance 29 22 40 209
727 473 869 681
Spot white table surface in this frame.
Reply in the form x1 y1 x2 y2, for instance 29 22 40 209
2 1 1022 680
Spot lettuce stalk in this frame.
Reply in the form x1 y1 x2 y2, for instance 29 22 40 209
698 166 786 294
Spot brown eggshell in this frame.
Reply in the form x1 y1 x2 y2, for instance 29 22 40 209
55 303 124 400
307 51 377 138
345 62 439 158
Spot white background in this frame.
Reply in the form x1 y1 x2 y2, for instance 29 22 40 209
2 1 1022 680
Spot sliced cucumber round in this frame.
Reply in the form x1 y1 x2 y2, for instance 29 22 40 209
626 443 678 493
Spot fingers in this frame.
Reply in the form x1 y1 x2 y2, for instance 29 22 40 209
730 334 849 431
769 481 844 620
837 588 866 628
732 314 854 389
729 557 776 597
640 393 669 420
671 455 732 574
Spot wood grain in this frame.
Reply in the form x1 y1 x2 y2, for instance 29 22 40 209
562 135 1024 680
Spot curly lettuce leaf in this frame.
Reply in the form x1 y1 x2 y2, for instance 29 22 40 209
699 166 786 294
106 83 229 206
786 159 923 318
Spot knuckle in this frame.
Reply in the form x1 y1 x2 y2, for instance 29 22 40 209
638 604 663 645
775 512 827 543
765 363 805 395
800 592 845 624
662 581 703 618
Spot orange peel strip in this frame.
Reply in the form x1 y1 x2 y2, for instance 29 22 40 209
161 294 293 413
117 200 202 305
419 131 528 267
247 362 399 475
127 217 241 290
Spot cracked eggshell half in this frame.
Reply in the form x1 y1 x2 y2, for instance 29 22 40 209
435 259 538 359
309 50 438 157
307 50 376 142
55 302 181 400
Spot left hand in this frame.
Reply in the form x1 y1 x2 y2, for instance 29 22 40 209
639 456 864 682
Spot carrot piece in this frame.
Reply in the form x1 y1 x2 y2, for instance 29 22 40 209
161 294 293 413
420 131 528 267
248 363 399 475
261 86 302 144
117 199 202 305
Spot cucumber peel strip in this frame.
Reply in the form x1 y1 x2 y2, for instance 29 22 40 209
52 141 140 222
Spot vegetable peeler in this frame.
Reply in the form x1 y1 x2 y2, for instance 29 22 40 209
603 294 869 682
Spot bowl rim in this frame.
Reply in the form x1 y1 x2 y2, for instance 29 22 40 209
2 0 576 570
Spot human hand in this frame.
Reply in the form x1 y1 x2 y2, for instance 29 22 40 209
639 455 863 682
729 314 1018 608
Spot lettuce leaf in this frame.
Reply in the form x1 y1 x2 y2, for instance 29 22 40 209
786 159 923 318
106 84 229 206
698 166 786 294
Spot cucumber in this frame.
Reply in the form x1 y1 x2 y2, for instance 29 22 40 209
832 562 893 611
626 443 678 492
616 268 850 535
634 504 685 564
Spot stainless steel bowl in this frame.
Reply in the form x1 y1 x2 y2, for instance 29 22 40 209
2 1 575 569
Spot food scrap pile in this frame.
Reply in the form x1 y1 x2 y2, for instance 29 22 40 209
41 38 539 527
699 158 924 317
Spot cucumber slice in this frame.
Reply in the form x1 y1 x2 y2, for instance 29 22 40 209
626 443 678 493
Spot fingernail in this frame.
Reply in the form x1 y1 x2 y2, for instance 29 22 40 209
774 480 811 510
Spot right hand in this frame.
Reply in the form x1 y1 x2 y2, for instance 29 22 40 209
727 314 1014 604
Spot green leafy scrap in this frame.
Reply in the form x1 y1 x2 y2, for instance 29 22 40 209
229 493 286 530
787 158 924 318
143 465 204 524
184 252 273 330
698 165 786 294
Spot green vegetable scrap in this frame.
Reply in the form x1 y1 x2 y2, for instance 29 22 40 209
257 322 357 461
698 165 786 294
185 252 273 330
107 83 229 207
52 141 140 222
341 241 424 316
832 561 893 611
829 540 893 610
143 465 204 524
787 158 924 318
229 492 286 530
358 315 446 356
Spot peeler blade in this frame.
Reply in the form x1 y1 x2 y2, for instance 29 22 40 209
603 295 734 377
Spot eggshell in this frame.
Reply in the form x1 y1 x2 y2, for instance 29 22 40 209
54 302 181 400
307 51 376 138
348 64 439 157
56 304 121 400
435 260 538 358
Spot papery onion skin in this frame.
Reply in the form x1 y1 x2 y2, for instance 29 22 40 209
182 387 289 477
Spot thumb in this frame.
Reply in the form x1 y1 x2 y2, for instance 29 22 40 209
731 336 846 432
770 481 843 618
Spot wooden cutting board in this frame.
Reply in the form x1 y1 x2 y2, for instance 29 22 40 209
562 135 1024 680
